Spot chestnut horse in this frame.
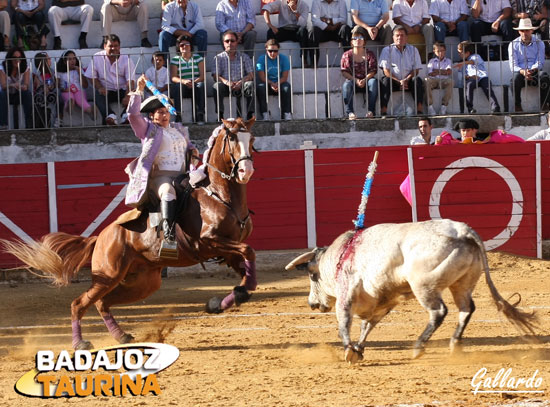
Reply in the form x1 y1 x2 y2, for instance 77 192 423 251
2 117 257 350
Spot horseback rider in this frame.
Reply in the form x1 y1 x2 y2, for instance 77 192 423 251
125 74 206 256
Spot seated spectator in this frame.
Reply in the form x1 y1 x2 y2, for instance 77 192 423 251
379 25 424 116
0 59 6 129
309 0 351 66
425 41 452 115
169 36 205 124
509 18 550 112
57 50 94 120
212 30 254 120
33 52 59 128
429 0 469 44
0 0 10 51
215 0 257 58
101 0 152 48
12 0 49 49
392 0 434 59
470 0 514 60
350 0 392 46
161 0 173 10
85 34 136 125
160 0 207 55
411 117 434 144
146 51 169 95
511 0 548 52
527 112 550 140
256 39 292 121
341 27 378 119
262 0 311 67
454 40 501 114
0 47 32 129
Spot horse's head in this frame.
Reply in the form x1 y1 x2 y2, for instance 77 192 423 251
212 117 255 184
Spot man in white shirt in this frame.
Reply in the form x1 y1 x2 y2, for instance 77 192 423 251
101 0 151 47
411 117 434 144
430 0 469 43
392 0 434 57
528 112 550 140
160 0 207 54
470 0 514 60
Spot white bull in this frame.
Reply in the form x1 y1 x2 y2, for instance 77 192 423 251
285 219 538 364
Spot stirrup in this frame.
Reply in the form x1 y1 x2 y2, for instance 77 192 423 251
159 236 178 260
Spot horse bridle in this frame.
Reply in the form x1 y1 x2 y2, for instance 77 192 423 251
205 124 254 180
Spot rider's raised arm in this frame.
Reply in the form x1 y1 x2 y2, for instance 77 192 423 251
127 75 149 139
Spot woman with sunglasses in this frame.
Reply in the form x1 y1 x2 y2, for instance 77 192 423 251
170 35 206 124
0 47 33 129
256 39 292 121
340 26 378 119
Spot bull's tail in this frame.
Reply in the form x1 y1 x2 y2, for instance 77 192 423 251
468 230 538 337
1 232 98 287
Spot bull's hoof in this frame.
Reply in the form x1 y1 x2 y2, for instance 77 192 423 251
117 333 135 344
205 297 224 314
233 286 251 306
344 346 363 365
74 340 94 350
412 347 425 359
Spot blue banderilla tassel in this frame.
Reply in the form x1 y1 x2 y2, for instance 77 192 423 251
353 151 379 230
145 79 177 116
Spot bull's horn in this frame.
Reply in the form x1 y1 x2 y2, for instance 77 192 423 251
285 251 316 270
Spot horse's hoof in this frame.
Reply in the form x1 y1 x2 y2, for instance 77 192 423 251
344 347 362 365
205 297 223 314
118 333 134 344
74 340 94 350
233 286 251 306
412 347 425 359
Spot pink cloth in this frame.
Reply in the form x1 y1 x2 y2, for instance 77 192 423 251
61 89 91 110
399 174 412 206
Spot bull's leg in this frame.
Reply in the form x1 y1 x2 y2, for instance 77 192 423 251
449 288 476 354
335 298 360 364
355 310 392 353
413 297 448 359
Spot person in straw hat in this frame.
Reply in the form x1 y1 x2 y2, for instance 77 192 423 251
508 17 550 112
124 74 204 256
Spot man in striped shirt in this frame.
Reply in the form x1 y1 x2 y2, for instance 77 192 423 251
215 0 257 58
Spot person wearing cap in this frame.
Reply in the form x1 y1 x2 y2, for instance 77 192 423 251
454 118 480 142
125 74 202 255
508 18 550 112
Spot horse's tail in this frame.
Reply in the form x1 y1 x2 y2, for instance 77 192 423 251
1 232 98 287
468 229 539 337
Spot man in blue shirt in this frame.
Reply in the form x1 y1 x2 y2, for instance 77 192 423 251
350 0 392 46
160 0 207 55
256 39 292 120
508 18 550 111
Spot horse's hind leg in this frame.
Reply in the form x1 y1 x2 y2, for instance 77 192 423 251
95 267 163 344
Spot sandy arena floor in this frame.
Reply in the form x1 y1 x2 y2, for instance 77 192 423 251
0 251 549 407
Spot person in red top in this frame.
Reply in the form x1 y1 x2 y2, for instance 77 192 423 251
340 26 378 119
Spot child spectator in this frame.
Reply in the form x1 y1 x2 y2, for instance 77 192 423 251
425 42 452 116
33 52 59 128
145 51 169 96
57 50 93 120
454 41 501 114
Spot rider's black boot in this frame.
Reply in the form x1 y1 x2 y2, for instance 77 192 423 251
159 199 178 259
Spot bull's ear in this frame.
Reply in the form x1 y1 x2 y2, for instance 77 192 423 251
284 251 316 271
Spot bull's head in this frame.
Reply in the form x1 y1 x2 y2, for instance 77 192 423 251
285 248 335 313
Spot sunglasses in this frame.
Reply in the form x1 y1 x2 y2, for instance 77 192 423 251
352 36 364 41
224 39 236 43
179 43 191 47
267 49 279 53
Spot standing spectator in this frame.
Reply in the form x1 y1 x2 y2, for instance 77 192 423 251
101 0 152 48
309 0 351 66
256 39 292 121
0 0 10 51
341 26 378 119
12 0 49 49
527 112 550 140
350 0 392 46
454 40 501 114
511 0 549 54
379 26 424 116
508 18 550 112
146 51 169 95
33 52 59 128
170 35 205 124
392 0 434 58
425 41 452 115
48 0 93 50
1 47 32 128
215 0 257 58
85 34 136 125
160 0 207 55
429 0 469 44
57 50 94 120
262 0 311 67
212 30 254 120
411 117 434 144
470 0 514 60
